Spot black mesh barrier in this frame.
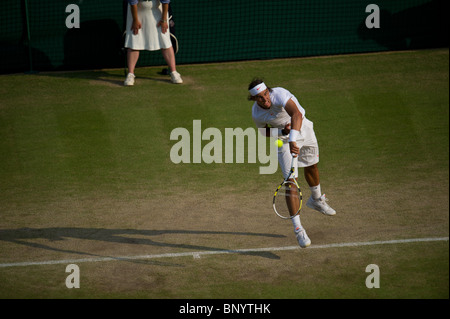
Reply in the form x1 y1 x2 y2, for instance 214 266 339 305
0 0 448 74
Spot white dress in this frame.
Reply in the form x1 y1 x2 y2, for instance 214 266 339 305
124 0 172 51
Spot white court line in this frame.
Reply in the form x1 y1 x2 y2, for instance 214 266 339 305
0 237 448 268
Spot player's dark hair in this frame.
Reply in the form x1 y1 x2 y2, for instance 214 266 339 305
247 78 272 100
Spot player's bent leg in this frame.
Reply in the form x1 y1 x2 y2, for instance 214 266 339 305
306 194 336 216
304 165 336 216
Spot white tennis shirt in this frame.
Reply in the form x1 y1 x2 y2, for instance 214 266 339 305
251 87 307 140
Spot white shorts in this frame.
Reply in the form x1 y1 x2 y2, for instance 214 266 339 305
278 118 319 179
124 0 172 51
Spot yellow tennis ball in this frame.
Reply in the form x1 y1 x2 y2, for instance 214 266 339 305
275 139 283 148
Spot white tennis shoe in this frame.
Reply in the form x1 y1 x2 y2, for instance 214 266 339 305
306 194 336 216
295 229 311 248
124 73 135 86
170 71 183 84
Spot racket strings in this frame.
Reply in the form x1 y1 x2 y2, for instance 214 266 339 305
274 181 301 219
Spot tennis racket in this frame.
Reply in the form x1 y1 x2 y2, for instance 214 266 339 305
273 155 303 219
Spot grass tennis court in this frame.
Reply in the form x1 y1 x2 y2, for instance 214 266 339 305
0 49 448 299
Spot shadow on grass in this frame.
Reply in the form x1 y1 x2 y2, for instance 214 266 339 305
37 69 173 87
0 228 286 264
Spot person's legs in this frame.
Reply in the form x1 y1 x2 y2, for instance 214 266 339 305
161 47 176 72
278 151 310 248
296 124 336 216
161 47 183 84
127 49 140 74
304 163 320 188
287 178 311 248
304 163 336 216
124 49 139 86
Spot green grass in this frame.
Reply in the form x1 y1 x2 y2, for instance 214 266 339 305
0 241 447 299
0 49 448 299
1 50 448 197
1 50 448 195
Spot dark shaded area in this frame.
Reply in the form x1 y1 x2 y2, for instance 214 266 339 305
0 0 52 73
62 19 124 71
358 0 449 50
0 227 286 262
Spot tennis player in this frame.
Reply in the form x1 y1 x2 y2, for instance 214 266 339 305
248 78 336 248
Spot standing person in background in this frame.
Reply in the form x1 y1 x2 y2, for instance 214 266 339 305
124 0 183 86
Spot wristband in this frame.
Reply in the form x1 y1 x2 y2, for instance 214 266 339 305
288 129 300 142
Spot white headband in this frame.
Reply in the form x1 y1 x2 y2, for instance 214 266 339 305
249 82 267 96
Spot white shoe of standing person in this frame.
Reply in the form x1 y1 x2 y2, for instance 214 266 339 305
124 73 135 86
170 71 183 84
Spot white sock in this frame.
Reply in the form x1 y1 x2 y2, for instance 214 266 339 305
310 184 322 200
291 215 303 233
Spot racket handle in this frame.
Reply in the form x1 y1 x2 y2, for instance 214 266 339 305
290 154 297 169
